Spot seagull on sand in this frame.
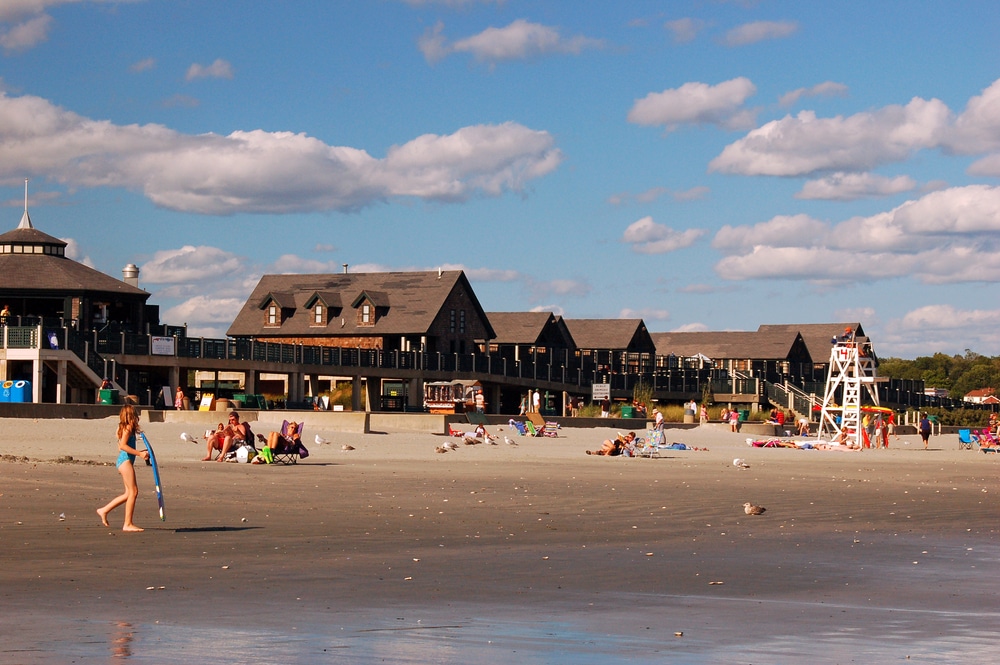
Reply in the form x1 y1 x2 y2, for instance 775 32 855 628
180 432 199 443
733 458 750 469
464 436 480 445
504 436 518 446
743 502 766 515
341 444 355 451
315 434 331 445
435 446 448 454
443 441 459 451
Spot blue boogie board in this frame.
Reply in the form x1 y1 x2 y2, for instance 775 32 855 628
139 432 165 521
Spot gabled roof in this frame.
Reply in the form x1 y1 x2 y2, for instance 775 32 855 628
562 318 653 351
258 291 297 310
351 289 389 308
651 330 807 361
487 311 574 347
757 323 866 362
229 270 495 338
304 291 342 309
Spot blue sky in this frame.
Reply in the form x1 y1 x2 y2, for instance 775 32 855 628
3 1 1000 358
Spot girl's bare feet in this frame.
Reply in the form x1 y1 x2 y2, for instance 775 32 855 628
201 456 212 461
97 508 110 527
123 524 144 532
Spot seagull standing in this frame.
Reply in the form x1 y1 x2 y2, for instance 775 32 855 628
315 434 331 445
443 441 459 451
743 502 766 515
180 432 199 443
733 458 750 469
504 436 518 446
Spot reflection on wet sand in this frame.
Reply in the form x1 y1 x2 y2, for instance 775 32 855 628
111 621 133 659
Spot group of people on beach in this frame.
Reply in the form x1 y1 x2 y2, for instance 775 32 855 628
97 404 305 531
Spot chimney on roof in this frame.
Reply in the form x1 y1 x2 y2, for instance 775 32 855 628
342 263 348 274
437 267 442 278
122 263 139 287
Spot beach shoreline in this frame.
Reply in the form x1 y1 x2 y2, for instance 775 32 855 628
1 417 998 662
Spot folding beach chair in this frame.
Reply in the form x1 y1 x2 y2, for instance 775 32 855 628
271 420 308 464
542 421 559 437
635 429 665 458
957 429 976 450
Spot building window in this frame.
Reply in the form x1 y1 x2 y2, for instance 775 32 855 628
362 304 371 324
459 310 466 334
450 309 456 333
313 304 324 324
266 304 278 326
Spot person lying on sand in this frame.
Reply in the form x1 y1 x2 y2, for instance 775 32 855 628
586 432 634 456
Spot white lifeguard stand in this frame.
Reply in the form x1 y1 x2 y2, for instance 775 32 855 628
817 333 885 446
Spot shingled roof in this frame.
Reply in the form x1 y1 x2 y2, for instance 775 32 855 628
651 330 807 360
486 311 574 347
228 270 494 338
561 318 654 352
0 211 147 297
757 323 867 362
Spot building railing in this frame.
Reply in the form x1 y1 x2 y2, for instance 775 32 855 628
5 325 971 410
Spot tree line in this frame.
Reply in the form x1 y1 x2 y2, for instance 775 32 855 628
879 350 1000 399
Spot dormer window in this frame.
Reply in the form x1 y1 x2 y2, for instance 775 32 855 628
313 304 324 325
265 303 278 326
361 303 372 325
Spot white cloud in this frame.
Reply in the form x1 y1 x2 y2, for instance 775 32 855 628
420 19 604 64
723 20 798 47
0 13 51 51
60 237 94 267
129 57 155 73
627 77 757 131
713 185 1000 284
779 81 848 107
140 246 245 283
0 1 79 22
526 277 591 301
608 185 708 206
712 214 827 253
671 322 709 332
883 304 1000 356
709 97 952 176
0 91 562 214
623 216 704 254
162 295 246 337
795 172 917 200
664 17 705 44
185 58 234 81
619 307 670 321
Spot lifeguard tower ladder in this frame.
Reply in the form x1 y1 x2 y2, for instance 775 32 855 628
817 335 885 446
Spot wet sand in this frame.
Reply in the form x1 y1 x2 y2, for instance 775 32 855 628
1 418 999 663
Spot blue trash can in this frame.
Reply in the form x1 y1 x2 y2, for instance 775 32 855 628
0 380 11 402
10 380 30 403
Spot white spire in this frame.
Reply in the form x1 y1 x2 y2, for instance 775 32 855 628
18 178 32 230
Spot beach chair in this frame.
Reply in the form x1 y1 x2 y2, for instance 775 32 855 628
979 429 1000 454
958 429 976 450
449 424 464 437
635 429 665 458
542 421 559 437
508 420 527 436
525 420 541 436
271 420 308 464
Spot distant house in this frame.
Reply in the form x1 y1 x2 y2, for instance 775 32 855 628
963 387 999 404
650 329 812 384
228 270 494 355
486 311 575 367
561 318 655 376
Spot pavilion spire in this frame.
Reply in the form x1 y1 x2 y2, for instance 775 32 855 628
18 178 33 230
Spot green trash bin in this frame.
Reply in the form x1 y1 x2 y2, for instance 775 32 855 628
99 389 118 405
620 405 635 418
739 409 749 422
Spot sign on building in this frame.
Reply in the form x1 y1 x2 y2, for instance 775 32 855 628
591 383 610 401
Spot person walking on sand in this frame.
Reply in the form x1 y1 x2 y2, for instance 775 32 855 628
97 403 149 532
919 413 932 450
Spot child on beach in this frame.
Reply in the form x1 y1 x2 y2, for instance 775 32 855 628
97 403 149 532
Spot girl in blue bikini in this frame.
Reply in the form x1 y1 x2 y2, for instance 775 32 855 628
97 404 149 532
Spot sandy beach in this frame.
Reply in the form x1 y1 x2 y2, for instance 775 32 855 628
1 416 999 663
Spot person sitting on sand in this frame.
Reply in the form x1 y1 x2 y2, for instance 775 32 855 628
204 411 248 462
586 432 634 456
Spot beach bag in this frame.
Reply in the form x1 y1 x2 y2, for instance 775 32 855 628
259 447 273 464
